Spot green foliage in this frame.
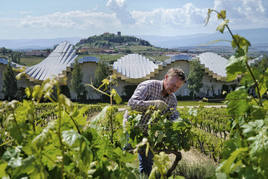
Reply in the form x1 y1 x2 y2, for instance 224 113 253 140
179 107 228 161
0 78 138 178
206 9 268 178
93 61 111 87
70 59 86 101
87 74 122 105
76 32 152 48
187 59 205 98
10 52 21 64
0 47 12 55
125 107 192 177
2 61 17 100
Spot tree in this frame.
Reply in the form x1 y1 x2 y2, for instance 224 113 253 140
2 60 17 100
187 59 205 99
9 52 21 64
70 59 86 101
93 62 111 87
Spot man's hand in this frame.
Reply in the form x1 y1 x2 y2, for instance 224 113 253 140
146 100 168 111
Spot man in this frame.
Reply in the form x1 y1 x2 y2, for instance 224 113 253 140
126 68 186 176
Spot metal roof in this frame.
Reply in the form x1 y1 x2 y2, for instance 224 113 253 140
0 58 24 68
0 58 8 65
78 56 99 64
163 54 194 66
249 55 263 66
113 54 159 80
25 42 77 81
197 52 228 80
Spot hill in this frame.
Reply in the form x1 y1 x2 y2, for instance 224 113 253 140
76 32 151 49
75 32 175 56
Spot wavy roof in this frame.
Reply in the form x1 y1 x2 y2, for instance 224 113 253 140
113 54 159 82
163 54 194 66
25 42 77 81
0 58 24 68
78 56 99 64
0 58 8 65
197 52 228 80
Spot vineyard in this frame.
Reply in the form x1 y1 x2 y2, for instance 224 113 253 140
0 9 267 179
0 92 229 178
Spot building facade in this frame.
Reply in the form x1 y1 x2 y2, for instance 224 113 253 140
0 42 238 100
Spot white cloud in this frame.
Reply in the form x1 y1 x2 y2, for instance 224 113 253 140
106 0 135 24
214 0 268 28
1 0 268 39
20 11 121 30
134 4 205 26
106 0 125 8
131 3 209 35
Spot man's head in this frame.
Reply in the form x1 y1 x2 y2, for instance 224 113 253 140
163 68 186 95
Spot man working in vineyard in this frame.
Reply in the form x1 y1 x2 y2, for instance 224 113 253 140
125 68 186 176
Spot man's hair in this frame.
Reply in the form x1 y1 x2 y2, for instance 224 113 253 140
166 68 186 82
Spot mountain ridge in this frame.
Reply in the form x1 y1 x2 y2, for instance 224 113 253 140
0 28 267 50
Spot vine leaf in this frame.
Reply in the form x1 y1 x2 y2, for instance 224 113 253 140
217 10 226 20
232 35 251 55
111 89 122 104
216 19 229 33
218 147 247 174
226 55 247 81
32 121 56 149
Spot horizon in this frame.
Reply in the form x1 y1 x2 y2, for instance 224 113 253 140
1 0 268 40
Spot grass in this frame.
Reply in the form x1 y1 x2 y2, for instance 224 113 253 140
174 149 216 179
177 100 224 107
20 57 44 66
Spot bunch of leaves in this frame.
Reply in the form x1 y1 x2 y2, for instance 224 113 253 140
86 74 122 105
89 105 124 146
206 9 268 178
125 107 192 177
0 78 138 178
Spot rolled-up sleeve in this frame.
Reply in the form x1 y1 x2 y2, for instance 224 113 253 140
128 82 151 112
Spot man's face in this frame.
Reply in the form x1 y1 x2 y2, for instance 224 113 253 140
163 75 185 95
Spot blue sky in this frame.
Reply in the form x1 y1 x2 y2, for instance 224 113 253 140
1 0 268 39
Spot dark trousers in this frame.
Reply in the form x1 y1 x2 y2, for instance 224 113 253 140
138 149 154 176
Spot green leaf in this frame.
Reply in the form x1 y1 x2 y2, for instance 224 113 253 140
32 85 41 100
226 87 249 118
216 19 229 33
231 35 251 54
217 10 226 20
2 146 23 168
25 87 31 98
62 130 82 146
218 147 247 174
111 89 122 104
58 94 73 110
32 120 56 149
0 162 8 177
13 155 35 177
226 55 247 81
102 78 109 86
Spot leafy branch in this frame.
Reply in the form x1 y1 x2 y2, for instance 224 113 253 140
205 9 263 106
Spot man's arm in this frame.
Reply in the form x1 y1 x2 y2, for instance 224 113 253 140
128 82 152 112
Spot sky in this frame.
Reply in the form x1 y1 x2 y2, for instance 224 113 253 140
0 0 268 39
